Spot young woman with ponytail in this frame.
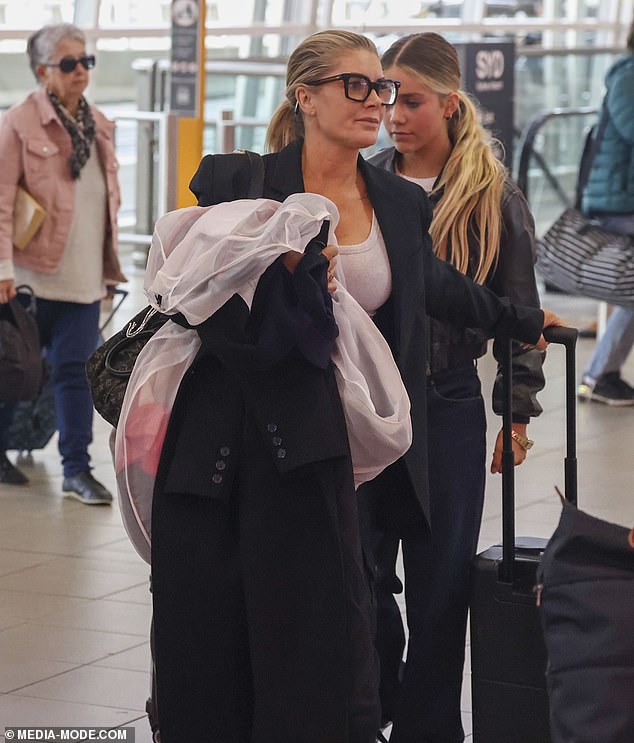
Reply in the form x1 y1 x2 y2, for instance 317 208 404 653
368 32 546 742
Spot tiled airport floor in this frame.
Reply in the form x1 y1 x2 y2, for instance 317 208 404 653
1 266 633 742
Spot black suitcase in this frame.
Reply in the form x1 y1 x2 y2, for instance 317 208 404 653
469 326 578 743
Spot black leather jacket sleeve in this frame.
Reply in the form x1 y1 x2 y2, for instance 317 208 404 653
490 181 545 421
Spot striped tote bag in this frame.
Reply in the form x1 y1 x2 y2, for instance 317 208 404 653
536 208 634 307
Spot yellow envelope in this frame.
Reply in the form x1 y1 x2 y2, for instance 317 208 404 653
13 186 46 250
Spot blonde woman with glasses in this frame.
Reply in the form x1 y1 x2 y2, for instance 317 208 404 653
153 28 559 743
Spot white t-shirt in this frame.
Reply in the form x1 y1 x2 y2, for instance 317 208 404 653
397 170 437 195
337 212 391 316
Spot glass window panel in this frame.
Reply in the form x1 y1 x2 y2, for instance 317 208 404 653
419 1 464 19
98 0 171 27
331 0 430 23
485 0 542 18
207 0 255 24
0 0 73 28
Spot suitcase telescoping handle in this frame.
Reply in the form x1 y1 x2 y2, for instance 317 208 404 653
500 325 578 583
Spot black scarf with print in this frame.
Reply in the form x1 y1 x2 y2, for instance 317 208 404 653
47 91 96 179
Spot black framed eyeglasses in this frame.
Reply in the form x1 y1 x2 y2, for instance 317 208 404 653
44 55 96 74
306 73 400 105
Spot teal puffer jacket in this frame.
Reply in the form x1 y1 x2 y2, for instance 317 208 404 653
582 54 634 216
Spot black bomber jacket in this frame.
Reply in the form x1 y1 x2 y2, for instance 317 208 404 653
368 146 545 422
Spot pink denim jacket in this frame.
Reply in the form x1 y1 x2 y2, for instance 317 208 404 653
0 86 126 283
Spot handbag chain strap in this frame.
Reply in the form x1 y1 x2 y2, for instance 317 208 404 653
126 307 161 338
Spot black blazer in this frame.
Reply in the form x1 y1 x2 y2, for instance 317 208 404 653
190 140 543 530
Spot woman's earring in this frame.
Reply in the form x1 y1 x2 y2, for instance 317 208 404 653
294 100 300 116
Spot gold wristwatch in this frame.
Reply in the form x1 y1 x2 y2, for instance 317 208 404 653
511 430 534 450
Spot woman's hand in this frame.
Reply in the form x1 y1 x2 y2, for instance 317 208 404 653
490 423 530 474
521 308 564 351
322 245 338 294
282 251 302 274
0 278 16 304
534 308 564 351
282 244 339 294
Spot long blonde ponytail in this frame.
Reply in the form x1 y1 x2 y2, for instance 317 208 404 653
431 91 505 283
266 100 300 153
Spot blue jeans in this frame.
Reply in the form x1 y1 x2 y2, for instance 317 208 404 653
2 298 100 476
584 306 634 381
583 215 634 381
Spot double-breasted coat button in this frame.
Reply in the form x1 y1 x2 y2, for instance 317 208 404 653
215 460 226 471
277 448 286 459
220 446 231 457
272 436 282 446
267 423 278 433
212 473 223 484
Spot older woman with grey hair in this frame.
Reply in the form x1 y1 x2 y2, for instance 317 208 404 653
0 22 126 501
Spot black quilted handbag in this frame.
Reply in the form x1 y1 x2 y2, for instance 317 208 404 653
86 305 169 427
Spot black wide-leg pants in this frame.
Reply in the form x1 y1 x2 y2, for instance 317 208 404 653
361 363 487 743
152 396 380 743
